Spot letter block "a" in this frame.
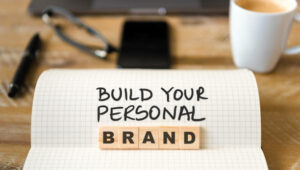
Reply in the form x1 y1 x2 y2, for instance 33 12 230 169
139 127 159 149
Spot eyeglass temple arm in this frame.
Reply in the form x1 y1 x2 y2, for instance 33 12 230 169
42 6 117 59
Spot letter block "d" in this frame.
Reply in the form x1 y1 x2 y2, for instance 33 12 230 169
179 126 200 149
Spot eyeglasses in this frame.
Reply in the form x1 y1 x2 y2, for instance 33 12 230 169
42 6 117 59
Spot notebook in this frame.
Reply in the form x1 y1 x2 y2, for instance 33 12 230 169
23 69 268 170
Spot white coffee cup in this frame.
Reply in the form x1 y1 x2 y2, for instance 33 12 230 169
230 0 300 73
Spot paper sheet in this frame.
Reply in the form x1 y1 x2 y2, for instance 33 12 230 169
24 69 268 170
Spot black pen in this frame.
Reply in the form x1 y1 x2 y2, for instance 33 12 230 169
8 33 42 98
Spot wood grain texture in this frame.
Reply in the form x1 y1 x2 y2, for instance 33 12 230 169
99 126 119 149
179 126 200 150
139 126 159 149
0 0 300 169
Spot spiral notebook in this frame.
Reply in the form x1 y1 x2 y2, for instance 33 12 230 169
23 69 268 170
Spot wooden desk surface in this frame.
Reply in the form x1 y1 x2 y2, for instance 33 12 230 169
0 0 300 169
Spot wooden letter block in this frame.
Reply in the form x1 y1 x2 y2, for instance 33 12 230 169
179 126 200 150
139 127 159 149
99 126 201 150
99 126 119 149
118 127 139 149
159 126 179 149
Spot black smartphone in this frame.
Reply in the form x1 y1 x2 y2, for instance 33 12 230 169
117 21 171 68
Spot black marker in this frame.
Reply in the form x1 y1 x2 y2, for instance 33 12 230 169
8 33 41 98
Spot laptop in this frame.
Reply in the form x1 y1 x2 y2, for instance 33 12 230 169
28 0 229 15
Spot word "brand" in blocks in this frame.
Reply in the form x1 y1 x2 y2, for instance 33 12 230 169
99 126 201 150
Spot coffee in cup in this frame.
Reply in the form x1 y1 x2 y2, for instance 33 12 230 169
236 0 290 13
230 0 299 73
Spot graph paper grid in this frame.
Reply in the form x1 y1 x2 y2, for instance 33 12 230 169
24 69 267 170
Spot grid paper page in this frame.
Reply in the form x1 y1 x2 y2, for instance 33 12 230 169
24 69 268 170
24 148 268 170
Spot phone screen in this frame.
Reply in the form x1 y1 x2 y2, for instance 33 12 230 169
117 21 171 68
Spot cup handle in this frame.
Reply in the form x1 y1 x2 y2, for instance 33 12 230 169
284 13 300 55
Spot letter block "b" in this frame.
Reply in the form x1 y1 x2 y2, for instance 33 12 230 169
99 126 119 149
